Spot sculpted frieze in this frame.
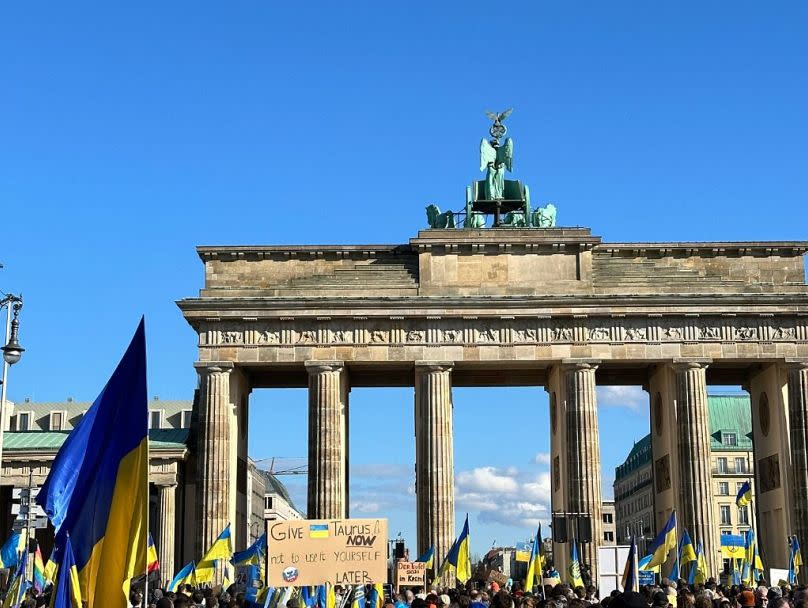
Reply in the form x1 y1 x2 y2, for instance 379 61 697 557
205 316 804 348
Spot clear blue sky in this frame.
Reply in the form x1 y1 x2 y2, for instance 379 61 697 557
1 2 806 555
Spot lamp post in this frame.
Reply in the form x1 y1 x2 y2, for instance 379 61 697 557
0 294 24 484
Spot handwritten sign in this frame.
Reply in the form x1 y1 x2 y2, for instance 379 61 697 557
268 518 388 587
487 570 509 586
396 562 426 587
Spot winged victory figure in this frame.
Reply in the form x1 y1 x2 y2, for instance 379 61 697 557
480 108 514 200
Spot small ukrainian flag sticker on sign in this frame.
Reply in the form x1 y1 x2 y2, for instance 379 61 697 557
310 524 329 539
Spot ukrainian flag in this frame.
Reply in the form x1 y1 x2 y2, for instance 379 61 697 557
736 480 753 508
646 511 677 568
0 532 24 570
351 585 367 608
416 545 435 569
789 535 802 584
318 584 336 608
743 528 763 585
568 539 584 588
691 541 708 585
52 535 83 608
36 320 148 608
524 525 543 591
168 561 198 592
310 524 329 539
233 533 266 567
368 583 384 608
439 514 471 583
197 524 233 583
721 534 746 559
679 529 696 564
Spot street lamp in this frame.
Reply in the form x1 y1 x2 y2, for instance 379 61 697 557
0 294 24 484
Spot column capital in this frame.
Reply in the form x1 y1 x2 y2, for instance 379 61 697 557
194 361 235 375
784 359 808 372
305 360 345 374
154 481 179 489
560 358 600 371
414 361 454 374
672 358 712 371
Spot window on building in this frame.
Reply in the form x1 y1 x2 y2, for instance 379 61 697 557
604 531 614 542
724 432 737 446
181 409 193 428
717 457 728 473
17 412 31 431
738 506 749 524
718 482 729 495
49 411 64 431
735 458 747 473
720 505 732 525
149 410 163 430
265 496 273 510
603 513 613 524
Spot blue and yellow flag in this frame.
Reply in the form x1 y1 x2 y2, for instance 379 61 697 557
439 514 471 583
721 534 746 559
416 545 434 569
168 561 198 592
622 536 638 592
569 539 584 588
351 585 367 608
736 481 753 507
318 584 336 608
688 541 707 585
233 533 266 567
743 528 763 585
36 320 149 608
647 511 677 568
52 535 83 608
525 525 543 591
0 532 23 570
789 535 802 584
197 524 233 583
368 583 384 608
679 529 696 565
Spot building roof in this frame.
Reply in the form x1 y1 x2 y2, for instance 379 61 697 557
8 398 193 432
614 393 752 481
3 428 190 452
260 469 298 511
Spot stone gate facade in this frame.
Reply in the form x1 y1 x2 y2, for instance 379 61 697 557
178 227 808 580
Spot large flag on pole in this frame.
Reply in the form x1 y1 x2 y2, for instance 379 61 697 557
52 535 83 608
36 319 149 608
646 511 677 568
196 524 233 583
568 538 584 588
438 515 471 583
621 536 638 592
524 525 543 591
416 545 435 569
789 535 802 584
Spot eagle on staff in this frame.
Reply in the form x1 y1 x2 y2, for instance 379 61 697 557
480 108 514 200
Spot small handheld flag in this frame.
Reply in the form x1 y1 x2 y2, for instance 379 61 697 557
196 524 233 583
168 561 198 592
147 533 160 574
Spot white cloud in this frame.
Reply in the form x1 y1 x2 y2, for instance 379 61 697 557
597 385 647 412
455 468 552 530
532 452 551 466
456 467 519 494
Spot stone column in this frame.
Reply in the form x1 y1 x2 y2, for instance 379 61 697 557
306 361 349 519
155 482 177 585
787 360 808 569
674 360 718 576
562 360 603 583
194 362 235 556
415 362 455 575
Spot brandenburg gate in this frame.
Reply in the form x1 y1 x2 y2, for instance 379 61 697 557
178 114 808 581
179 227 808 579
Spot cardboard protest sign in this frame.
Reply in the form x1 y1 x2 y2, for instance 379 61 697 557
268 518 388 587
396 561 426 587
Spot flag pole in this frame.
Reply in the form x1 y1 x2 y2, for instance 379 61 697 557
144 408 150 604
